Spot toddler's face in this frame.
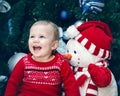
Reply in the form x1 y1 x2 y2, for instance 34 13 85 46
28 24 58 61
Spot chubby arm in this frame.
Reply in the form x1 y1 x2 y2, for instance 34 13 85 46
4 58 24 96
88 64 112 87
61 60 80 96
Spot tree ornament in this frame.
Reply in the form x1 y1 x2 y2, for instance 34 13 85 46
8 52 27 73
60 10 68 20
8 18 13 36
79 0 104 14
0 75 8 95
0 0 11 13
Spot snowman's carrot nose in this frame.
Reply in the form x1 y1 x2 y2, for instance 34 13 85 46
62 54 72 60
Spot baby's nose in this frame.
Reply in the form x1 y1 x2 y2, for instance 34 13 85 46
33 38 39 42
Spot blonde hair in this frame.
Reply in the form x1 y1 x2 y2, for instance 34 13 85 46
31 20 59 41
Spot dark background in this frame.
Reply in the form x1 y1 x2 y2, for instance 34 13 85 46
0 0 120 95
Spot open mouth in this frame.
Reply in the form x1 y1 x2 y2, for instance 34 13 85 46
33 46 41 51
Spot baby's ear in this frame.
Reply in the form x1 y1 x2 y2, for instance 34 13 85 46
52 40 59 50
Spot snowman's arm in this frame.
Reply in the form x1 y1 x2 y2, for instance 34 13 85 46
88 64 112 87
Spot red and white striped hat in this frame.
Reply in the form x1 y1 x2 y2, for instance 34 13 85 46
67 20 113 59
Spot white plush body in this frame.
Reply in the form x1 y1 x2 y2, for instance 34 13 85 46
66 39 118 96
75 69 117 96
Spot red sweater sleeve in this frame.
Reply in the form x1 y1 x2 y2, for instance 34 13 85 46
4 58 24 96
61 60 80 96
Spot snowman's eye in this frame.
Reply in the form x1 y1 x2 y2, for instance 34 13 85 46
67 50 69 53
74 50 77 54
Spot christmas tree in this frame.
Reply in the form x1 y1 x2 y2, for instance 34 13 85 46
0 0 120 95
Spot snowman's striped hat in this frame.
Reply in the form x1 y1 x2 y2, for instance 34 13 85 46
66 21 113 59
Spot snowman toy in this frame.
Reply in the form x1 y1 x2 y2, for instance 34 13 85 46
64 21 118 96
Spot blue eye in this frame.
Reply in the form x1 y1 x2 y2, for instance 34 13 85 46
30 36 34 38
39 36 45 38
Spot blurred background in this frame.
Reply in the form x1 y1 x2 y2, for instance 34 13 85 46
0 0 120 95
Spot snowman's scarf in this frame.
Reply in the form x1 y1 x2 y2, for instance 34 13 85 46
74 60 108 96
